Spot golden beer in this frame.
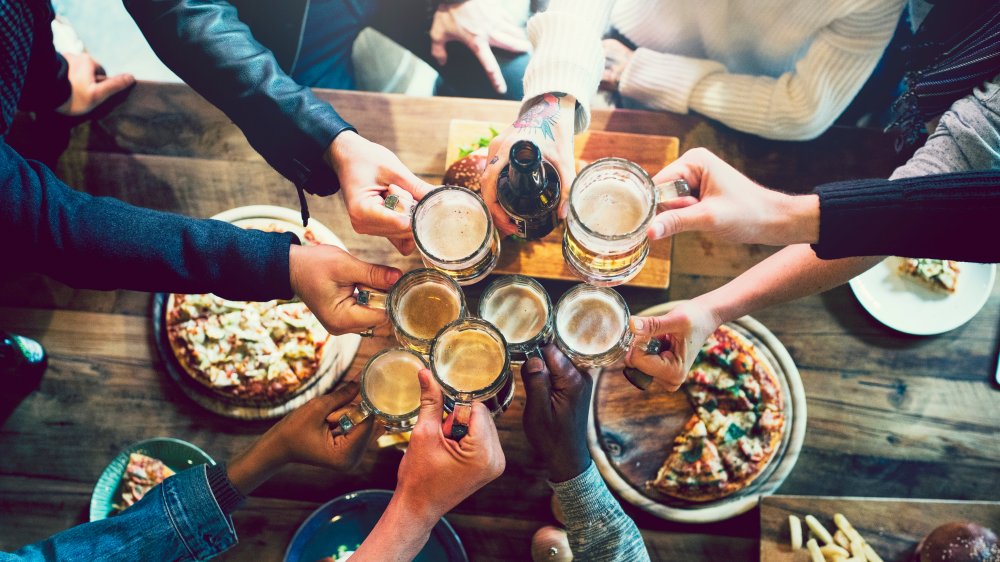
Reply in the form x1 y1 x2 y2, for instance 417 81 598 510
413 186 500 286
554 284 633 368
339 348 427 434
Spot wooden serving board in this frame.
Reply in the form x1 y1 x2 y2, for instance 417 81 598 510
587 301 807 523
445 119 680 289
760 495 1000 562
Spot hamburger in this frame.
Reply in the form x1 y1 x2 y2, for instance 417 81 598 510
914 521 998 562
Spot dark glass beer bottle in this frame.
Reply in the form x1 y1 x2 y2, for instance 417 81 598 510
497 140 560 240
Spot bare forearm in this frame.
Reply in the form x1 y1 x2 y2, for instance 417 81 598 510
697 244 883 323
350 494 436 562
226 432 287 496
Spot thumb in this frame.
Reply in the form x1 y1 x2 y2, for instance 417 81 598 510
631 312 685 338
92 73 136 105
647 204 712 240
462 401 500 450
430 36 449 67
320 380 361 420
415 369 444 430
338 251 402 290
389 167 435 201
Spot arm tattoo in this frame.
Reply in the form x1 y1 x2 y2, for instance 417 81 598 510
513 92 566 141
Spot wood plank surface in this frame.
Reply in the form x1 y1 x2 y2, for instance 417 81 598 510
2 84 998 562
759 495 1000 562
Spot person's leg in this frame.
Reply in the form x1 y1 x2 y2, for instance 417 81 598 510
291 0 375 89
369 1 528 101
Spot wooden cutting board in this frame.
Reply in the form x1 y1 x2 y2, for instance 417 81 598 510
445 119 680 289
760 495 1000 562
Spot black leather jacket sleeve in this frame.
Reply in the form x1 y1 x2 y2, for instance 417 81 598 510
124 0 354 198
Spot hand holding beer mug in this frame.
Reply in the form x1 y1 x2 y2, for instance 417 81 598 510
338 348 426 435
626 299 723 392
412 186 501 285
355 268 467 354
478 275 553 361
563 158 690 286
430 318 514 440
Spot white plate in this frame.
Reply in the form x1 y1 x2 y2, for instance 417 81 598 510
849 258 996 335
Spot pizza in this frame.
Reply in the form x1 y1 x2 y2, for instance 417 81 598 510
112 453 175 514
165 223 331 405
897 257 960 293
647 325 786 502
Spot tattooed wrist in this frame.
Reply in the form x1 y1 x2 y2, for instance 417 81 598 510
513 92 568 141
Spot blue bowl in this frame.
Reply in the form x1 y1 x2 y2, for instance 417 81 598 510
284 490 468 562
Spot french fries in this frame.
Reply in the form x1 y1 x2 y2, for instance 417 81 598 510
790 515 803 550
783 512 883 562
805 515 834 545
819 544 849 559
834 513 863 544
806 539 824 562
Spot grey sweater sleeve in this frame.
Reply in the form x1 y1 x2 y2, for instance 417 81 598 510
891 75 1000 179
549 462 650 562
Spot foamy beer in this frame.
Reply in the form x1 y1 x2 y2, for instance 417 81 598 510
356 268 466 354
338 348 426 434
430 318 513 439
553 284 633 368
563 158 690 286
412 186 501 286
478 275 553 360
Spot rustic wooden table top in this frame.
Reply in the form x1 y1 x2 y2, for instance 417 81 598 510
2 84 998 562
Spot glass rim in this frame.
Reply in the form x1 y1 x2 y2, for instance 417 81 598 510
477 274 554 348
359 347 428 422
412 185 495 265
429 317 511 398
568 157 655 242
553 284 632 359
387 268 467 346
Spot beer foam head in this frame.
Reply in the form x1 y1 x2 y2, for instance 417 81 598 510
481 283 548 344
433 328 505 392
396 282 461 340
365 350 423 416
574 179 648 236
556 290 625 355
416 190 489 260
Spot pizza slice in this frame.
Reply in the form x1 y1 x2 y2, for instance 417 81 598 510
897 258 960 293
647 415 730 502
112 453 176 514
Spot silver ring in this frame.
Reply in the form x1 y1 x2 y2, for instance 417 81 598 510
358 327 375 338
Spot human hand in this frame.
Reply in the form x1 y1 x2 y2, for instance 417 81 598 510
226 381 379 494
429 0 532 95
480 92 576 235
647 148 819 246
521 345 593 483
600 39 634 92
326 131 435 255
395 369 505 520
625 299 722 392
288 243 401 336
56 52 135 116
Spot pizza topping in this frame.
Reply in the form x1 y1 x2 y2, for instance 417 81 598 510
897 257 960 293
112 453 175 514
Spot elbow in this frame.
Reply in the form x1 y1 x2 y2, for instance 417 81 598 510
759 111 837 141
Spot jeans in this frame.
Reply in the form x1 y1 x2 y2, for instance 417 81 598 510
293 0 529 100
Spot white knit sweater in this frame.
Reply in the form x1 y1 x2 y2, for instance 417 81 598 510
522 0 905 140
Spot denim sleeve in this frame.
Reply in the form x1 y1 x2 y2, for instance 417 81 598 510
4 465 237 562
549 462 650 562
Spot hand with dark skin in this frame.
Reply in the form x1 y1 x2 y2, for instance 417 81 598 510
521 344 592 483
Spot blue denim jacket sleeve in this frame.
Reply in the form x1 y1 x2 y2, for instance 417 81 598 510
3 465 237 562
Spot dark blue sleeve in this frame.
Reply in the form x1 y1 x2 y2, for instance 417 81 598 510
0 140 297 300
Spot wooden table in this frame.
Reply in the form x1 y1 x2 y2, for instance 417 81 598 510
2 84 998 561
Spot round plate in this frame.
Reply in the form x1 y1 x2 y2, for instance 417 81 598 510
587 301 807 523
153 205 361 419
284 490 468 562
849 258 996 336
90 437 215 522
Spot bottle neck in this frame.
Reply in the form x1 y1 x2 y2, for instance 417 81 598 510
507 141 545 196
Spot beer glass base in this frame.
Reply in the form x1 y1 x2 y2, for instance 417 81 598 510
443 375 515 419
563 241 646 288
424 229 501 287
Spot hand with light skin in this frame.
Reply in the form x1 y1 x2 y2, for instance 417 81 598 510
226 381 381 495
600 39 635 93
325 131 436 255
56 52 135 116
288 243 402 336
481 92 577 235
626 300 722 392
350 370 505 561
521 345 593 483
429 0 532 95
647 148 820 246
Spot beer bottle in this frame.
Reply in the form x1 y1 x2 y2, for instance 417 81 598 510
497 140 560 240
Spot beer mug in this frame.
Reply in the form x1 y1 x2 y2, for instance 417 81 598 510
338 347 427 434
356 268 466 354
563 158 690 287
553 284 633 368
429 317 513 439
478 275 553 361
412 186 501 286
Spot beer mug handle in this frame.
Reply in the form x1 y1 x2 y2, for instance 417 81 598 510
621 338 663 391
653 179 691 203
447 401 473 441
337 403 371 435
355 287 389 310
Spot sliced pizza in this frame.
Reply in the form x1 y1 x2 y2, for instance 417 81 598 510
112 453 175 514
646 415 731 502
897 257 960 293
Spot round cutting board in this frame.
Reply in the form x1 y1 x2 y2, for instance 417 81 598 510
587 301 807 523
154 205 361 419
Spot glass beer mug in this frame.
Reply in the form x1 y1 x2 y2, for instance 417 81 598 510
477 275 553 361
563 158 690 286
338 347 427 434
553 284 633 368
412 186 501 286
